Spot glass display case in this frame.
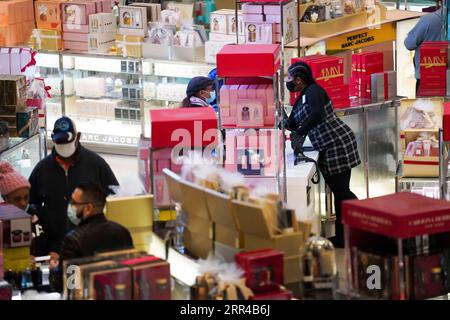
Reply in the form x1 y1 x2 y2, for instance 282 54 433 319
35 51 215 155
0 133 46 179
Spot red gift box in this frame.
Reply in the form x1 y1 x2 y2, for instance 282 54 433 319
249 289 293 300
121 256 171 300
443 102 450 142
332 99 351 109
342 192 450 239
0 281 12 300
89 267 133 300
217 44 281 77
420 41 448 75
236 249 284 293
294 55 344 88
418 87 446 97
149 107 218 149
325 84 349 98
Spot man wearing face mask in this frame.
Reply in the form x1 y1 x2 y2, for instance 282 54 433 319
28 116 119 264
285 62 360 248
60 181 133 261
181 76 216 108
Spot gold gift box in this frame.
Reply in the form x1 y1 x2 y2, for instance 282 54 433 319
115 34 144 58
29 28 62 51
105 195 153 229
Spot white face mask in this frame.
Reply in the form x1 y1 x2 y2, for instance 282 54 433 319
67 203 82 226
55 139 77 158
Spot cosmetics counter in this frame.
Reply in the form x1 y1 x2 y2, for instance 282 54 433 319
35 51 215 155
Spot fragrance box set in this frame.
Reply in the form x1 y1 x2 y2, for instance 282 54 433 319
220 84 275 128
419 41 448 97
64 250 171 300
343 192 450 300
399 98 443 177
206 9 244 64
370 71 397 102
290 55 349 108
0 0 34 46
350 51 384 99
0 205 32 274
0 48 35 78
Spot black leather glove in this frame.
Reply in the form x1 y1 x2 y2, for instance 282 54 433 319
290 131 306 157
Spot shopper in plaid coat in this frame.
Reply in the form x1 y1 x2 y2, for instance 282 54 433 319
286 61 361 247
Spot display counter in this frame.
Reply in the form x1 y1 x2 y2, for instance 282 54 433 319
0 132 46 179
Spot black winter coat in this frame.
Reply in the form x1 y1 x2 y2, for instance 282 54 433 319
29 145 119 254
60 213 133 261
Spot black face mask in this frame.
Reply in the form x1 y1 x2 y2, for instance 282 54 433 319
286 81 298 92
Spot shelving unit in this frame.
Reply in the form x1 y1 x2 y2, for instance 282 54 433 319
35 51 216 155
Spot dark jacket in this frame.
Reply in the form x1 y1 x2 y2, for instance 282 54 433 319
289 83 361 175
28 145 119 254
60 214 133 261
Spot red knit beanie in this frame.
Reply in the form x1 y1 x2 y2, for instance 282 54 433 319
0 162 31 196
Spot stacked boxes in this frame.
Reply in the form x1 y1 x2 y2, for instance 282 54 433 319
0 0 35 46
0 48 35 75
206 9 244 63
0 205 32 273
31 0 67 50
219 84 275 127
419 41 448 97
62 1 102 51
115 5 147 58
0 75 27 137
291 55 349 109
152 148 182 208
88 12 116 53
350 51 384 99
105 195 153 253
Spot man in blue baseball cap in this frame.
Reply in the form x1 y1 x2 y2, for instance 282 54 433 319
29 116 119 264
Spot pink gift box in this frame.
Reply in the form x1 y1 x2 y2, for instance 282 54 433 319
263 5 281 15
101 0 112 12
153 148 172 160
238 84 249 98
221 116 236 126
9 48 21 75
158 159 171 172
64 41 89 51
242 3 263 14
63 23 90 33
242 14 265 23
220 85 230 117
62 1 98 25
0 48 11 74
154 174 170 207
265 14 281 23
236 99 265 128
63 31 89 41
247 84 258 99
229 85 240 117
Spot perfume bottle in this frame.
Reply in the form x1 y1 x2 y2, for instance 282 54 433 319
247 24 256 42
241 107 250 121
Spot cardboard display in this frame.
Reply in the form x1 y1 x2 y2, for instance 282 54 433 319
105 195 153 229
178 179 211 221
162 168 182 203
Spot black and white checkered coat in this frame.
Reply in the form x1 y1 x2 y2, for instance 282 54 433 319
289 85 361 176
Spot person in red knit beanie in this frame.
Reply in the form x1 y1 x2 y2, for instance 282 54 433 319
0 161 31 211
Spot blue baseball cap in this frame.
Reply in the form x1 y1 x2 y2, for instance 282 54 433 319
51 116 77 144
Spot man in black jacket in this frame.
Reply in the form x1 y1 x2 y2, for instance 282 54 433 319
60 181 133 261
29 117 119 262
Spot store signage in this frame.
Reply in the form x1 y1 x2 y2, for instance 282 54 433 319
326 23 396 52
81 133 139 146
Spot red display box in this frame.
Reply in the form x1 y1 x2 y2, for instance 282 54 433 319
443 102 450 142
149 107 218 149
236 249 284 293
249 289 293 300
342 192 450 239
121 256 171 300
89 267 133 300
217 44 281 77
418 87 446 97
293 55 345 88
420 41 448 75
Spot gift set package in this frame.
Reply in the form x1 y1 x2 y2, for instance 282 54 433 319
0 74 29 137
370 71 397 102
29 28 62 51
0 48 35 76
343 192 450 300
35 0 66 31
118 5 148 36
151 148 182 207
399 98 443 177
0 0 35 46
0 205 32 248
350 51 384 99
419 41 448 97
220 84 275 128
291 55 349 108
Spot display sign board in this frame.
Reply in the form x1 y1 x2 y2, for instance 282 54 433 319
81 133 139 146
326 22 396 51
